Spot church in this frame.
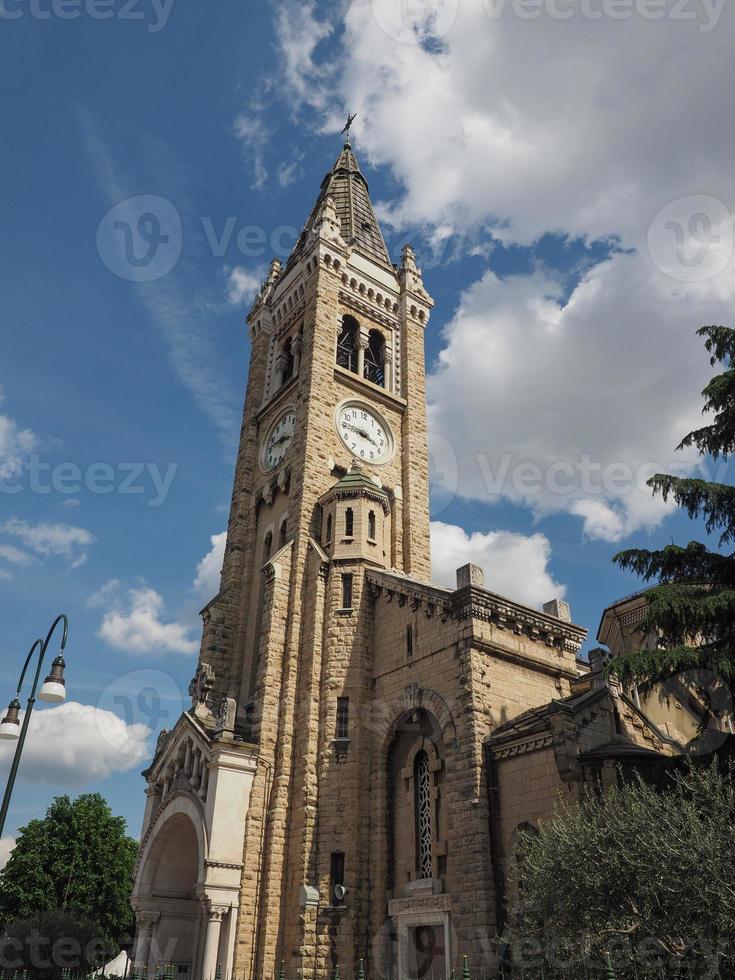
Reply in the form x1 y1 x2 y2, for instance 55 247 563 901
129 139 707 980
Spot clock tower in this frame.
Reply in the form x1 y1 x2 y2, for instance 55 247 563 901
130 136 589 980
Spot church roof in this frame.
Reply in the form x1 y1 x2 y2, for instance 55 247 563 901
332 467 389 497
287 141 394 272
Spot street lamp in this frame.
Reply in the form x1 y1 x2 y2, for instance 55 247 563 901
0 614 69 837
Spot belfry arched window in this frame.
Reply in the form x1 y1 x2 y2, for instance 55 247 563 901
414 750 433 879
364 330 385 387
279 517 288 548
337 316 359 373
263 531 273 562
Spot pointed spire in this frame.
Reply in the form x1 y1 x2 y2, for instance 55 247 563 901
288 140 394 272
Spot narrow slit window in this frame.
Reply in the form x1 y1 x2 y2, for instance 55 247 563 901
368 510 376 540
342 573 353 610
345 507 354 538
407 624 414 659
336 697 349 739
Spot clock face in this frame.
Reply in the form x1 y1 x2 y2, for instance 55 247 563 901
336 401 394 464
263 411 296 470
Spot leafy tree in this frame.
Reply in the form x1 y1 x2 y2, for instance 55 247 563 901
612 325 735 688
510 762 735 978
0 794 137 948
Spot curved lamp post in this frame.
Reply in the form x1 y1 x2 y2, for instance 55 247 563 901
0 614 69 837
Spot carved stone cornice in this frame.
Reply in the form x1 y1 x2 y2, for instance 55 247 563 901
339 289 399 331
489 733 555 761
366 571 587 655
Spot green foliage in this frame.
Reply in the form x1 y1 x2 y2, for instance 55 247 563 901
0 794 137 948
613 325 735 687
510 762 735 978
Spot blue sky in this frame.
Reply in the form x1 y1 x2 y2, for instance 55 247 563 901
1 0 734 850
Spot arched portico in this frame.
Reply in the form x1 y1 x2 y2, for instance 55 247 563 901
131 713 258 980
132 800 205 979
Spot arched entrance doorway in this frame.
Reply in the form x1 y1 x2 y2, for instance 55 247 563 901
133 810 202 978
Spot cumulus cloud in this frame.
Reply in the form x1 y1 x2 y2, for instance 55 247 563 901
262 0 735 542
0 837 15 871
430 521 565 608
0 389 35 482
193 532 226 599
427 254 729 540
226 266 263 306
274 0 735 249
0 702 151 786
98 586 198 655
0 518 95 568
0 543 32 566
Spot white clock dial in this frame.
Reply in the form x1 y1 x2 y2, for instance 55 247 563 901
263 412 296 470
336 402 394 464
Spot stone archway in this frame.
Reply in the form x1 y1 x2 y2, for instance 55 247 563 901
370 700 456 980
132 806 204 978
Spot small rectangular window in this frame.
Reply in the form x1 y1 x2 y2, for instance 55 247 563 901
407 624 414 659
342 573 353 610
336 697 349 739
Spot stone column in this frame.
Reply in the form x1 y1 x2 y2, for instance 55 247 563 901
383 348 393 393
201 904 227 980
133 911 160 974
357 331 370 378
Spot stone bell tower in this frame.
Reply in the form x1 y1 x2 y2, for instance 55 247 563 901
131 135 591 980
130 136 436 980
224 138 435 980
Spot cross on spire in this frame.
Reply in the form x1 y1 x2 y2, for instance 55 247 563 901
341 112 357 142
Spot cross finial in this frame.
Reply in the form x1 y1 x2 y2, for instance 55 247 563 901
341 112 357 142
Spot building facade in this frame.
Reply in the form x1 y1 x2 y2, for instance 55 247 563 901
130 142 700 980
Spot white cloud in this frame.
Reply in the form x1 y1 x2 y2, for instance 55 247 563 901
86 578 123 608
193 532 226 599
0 518 95 567
234 112 272 190
226 266 263 306
274 0 735 250
427 253 729 540
263 2 735 542
98 586 198 655
0 837 15 871
0 702 151 786
0 388 35 482
430 521 564 609
0 543 32 566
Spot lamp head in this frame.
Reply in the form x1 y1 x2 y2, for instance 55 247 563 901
39 654 66 704
0 698 21 740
